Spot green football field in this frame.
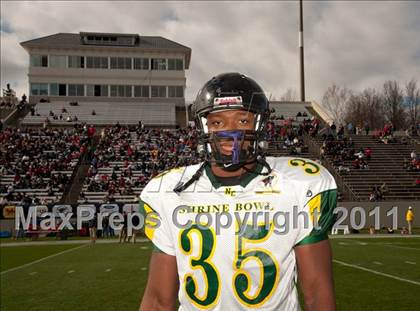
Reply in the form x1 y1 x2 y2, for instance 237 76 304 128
1 237 419 310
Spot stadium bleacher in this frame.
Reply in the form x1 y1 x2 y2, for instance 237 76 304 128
79 125 202 203
1 103 419 205
22 101 177 126
0 126 89 205
312 133 420 201
269 101 313 120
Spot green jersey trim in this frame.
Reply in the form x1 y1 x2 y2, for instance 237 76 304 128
296 189 337 246
295 232 328 246
204 162 263 189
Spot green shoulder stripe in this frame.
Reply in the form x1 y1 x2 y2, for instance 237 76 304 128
297 189 337 246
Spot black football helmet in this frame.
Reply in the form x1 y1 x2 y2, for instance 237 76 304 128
173 72 271 194
192 72 271 170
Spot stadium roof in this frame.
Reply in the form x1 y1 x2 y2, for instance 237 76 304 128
20 32 192 68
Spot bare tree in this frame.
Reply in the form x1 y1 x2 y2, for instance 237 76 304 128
321 84 352 125
345 88 385 129
280 88 298 101
406 79 420 128
383 80 406 130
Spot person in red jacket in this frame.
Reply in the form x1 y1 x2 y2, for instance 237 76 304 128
364 147 372 160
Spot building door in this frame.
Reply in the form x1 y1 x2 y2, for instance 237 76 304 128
94 85 101 96
59 84 66 96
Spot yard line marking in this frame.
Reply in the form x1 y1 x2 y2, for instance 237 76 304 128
346 239 368 245
380 244 420 251
140 246 149 250
68 270 75 274
338 242 348 245
333 260 420 286
29 272 37 275
373 261 382 265
105 268 112 272
0 244 88 276
141 267 147 271
405 261 416 265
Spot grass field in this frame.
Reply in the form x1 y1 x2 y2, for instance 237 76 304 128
1 237 419 310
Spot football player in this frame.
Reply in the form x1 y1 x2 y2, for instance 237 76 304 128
140 73 337 310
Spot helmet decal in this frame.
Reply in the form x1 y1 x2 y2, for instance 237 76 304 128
192 72 270 170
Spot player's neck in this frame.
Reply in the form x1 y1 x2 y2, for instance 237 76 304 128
210 161 257 178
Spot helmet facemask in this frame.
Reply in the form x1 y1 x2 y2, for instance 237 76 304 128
173 73 272 194
197 109 268 171
191 73 271 172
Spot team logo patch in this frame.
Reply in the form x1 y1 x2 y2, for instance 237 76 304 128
224 187 236 197
262 175 274 187
214 96 243 106
255 175 280 195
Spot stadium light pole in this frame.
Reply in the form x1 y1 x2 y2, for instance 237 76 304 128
299 0 306 102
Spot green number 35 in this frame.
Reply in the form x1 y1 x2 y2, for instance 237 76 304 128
179 223 279 308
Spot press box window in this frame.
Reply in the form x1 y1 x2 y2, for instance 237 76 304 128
110 57 132 69
151 58 167 70
133 58 149 70
87 85 108 97
68 56 85 68
30 55 48 67
110 85 132 97
168 59 183 70
151 86 167 98
30 83 49 95
68 84 84 96
49 83 67 96
49 55 67 68
168 86 183 98
86 56 109 69
134 85 149 98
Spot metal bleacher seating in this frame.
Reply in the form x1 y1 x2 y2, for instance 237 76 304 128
22 101 176 126
79 128 200 203
0 128 86 204
313 134 420 201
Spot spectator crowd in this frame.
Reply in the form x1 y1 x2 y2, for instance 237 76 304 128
1 125 90 205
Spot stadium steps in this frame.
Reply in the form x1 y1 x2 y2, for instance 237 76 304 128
310 134 420 201
2 103 32 127
62 163 90 204
0 107 15 120
304 106 323 121
62 135 100 204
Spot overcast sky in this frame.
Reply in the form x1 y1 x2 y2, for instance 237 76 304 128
1 1 419 103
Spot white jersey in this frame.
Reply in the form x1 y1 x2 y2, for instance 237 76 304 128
140 156 337 310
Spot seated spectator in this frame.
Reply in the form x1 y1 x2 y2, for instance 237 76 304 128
360 160 369 170
355 149 365 160
353 158 361 169
364 147 372 160
380 183 389 194
338 165 350 174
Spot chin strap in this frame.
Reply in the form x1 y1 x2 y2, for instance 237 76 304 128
173 156 272 194
173 161 208 194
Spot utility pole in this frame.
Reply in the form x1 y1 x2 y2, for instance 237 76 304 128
299 0 305 102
